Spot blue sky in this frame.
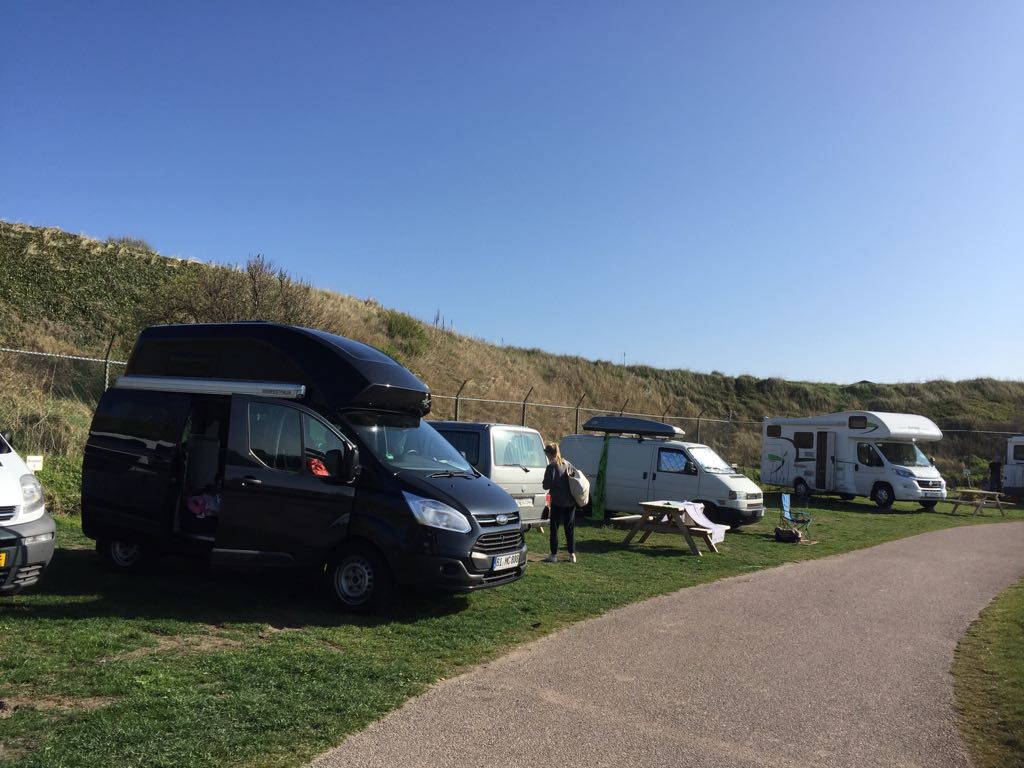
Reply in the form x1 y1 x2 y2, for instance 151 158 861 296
3 1 1022 384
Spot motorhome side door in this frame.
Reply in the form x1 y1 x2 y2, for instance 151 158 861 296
217 396 356 565
815 431 836 491
647 446 699 503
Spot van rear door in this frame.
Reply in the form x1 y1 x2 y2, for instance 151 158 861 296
216 396 355 565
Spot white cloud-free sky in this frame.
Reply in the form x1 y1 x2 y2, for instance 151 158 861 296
3 1 1022 383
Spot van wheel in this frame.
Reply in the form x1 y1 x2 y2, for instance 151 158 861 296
326 544 394 614
839 493 855 501
794 479 810 500
872 483 894 510
97 538 148 571
695 500 721 525
920 500 938 511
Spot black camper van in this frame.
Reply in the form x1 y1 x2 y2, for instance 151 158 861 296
81 323 527 611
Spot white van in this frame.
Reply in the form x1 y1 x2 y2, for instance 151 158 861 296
0 430 56 594
559 416 764 528
761 411 947 509
1001 435 1024 500
430 422 548 529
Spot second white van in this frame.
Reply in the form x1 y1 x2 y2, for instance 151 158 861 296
560 416 764 528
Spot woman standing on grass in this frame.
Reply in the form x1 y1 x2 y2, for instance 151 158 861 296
542 442 577 563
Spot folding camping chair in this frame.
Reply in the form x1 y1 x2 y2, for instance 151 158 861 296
780 493 812 535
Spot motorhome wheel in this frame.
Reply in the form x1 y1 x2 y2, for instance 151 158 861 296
97 539 147 570
327 544 393 613
871 483 894 510
794 479 810 500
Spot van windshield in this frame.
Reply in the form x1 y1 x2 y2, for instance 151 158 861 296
492 429 547 468
688 445 734 474
343 412 474 474
876 441 931 467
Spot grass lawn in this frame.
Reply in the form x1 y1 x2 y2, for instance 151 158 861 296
954 576 1024 768
1 495 1022 768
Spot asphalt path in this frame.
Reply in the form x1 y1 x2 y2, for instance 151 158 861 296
310 522 1024 768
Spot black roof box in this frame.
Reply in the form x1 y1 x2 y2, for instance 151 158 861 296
582 416 684 438
124 323 431 416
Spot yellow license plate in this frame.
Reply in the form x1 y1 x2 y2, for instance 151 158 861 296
0 552 6 567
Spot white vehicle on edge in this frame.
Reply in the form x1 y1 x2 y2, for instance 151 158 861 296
761 411 947 510
0 429 56 594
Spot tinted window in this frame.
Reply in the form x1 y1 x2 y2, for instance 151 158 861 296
794 432 813 449
249 403 302 472
857 442 883 467
303 414 348 475
1014 445 1024 462
492 429 546 468
438 430 481 467
658 449 690 473
848 415 868 429
92 389 190 444
766 425 781 438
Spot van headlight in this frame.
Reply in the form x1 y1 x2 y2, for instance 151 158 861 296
20 474 43 509
403 492 472 533
728 491 746 500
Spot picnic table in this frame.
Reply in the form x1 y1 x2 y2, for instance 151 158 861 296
946 489 1009 517
610 500 727 556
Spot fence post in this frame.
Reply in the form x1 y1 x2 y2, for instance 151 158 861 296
453 379 470 421
575 393 587 433
521 386 533 426
696 407 707 443
103 335 116 390
618 398 629 416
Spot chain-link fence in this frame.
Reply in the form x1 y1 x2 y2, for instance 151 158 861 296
1 346 1016 487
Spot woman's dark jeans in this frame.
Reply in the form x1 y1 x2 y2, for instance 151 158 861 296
549 504 576 555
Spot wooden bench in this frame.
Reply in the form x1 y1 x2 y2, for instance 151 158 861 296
946 489 1008 517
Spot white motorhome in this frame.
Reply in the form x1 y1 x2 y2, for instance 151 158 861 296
559 416 764 528
761 411 947 509
1001 435 1024 500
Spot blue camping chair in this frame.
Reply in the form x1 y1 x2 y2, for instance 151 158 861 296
780 493 812 535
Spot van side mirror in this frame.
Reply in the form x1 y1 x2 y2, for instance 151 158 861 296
325 447 360 483
685 463 698 476
1 430 11 446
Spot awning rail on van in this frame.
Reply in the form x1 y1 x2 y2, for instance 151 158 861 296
116 375 306 399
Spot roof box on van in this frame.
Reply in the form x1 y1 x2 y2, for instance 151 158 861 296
582 416 684 438
124 323 432 416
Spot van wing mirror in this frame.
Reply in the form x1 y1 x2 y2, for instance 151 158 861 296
324 447 360 483
0 430 11 446
686 462 698 475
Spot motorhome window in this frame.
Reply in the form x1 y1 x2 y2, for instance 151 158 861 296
848 416 868 429
856 442 883 467
688 445 734 473
657 449 690 474
344 414 473 474
437 431 481 467
876 442 930 467
1013 445 1024 462
766 425 781 438
248 403 302 472
794 432 813 449
493 429 546 468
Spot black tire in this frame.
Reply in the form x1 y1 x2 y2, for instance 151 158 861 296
794 479 810 500
872 483 894 510
839 493 855 501
325 543 394 614
920 500 938 511
97 538 148 571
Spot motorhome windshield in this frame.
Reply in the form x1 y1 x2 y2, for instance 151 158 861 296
688 445 734 473
876 442 931 467
344 412 474 474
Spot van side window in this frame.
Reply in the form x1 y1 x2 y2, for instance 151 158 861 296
857 442 882 467
493 429 546 468
658 449 690 474
302 415 347 476
248 403 302 472
438 430 480 467
794 432 813 449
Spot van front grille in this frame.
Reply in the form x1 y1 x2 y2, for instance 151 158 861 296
0 505 16 521
474 530 524 555
916 479 942 489
472 511 520 527
481 568 522 586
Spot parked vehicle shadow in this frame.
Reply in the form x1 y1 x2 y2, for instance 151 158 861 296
7 547 469 626
575 538 710 558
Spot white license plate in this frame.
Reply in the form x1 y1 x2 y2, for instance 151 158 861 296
515 497 533 508
922 490 941 496
492 553 521 571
